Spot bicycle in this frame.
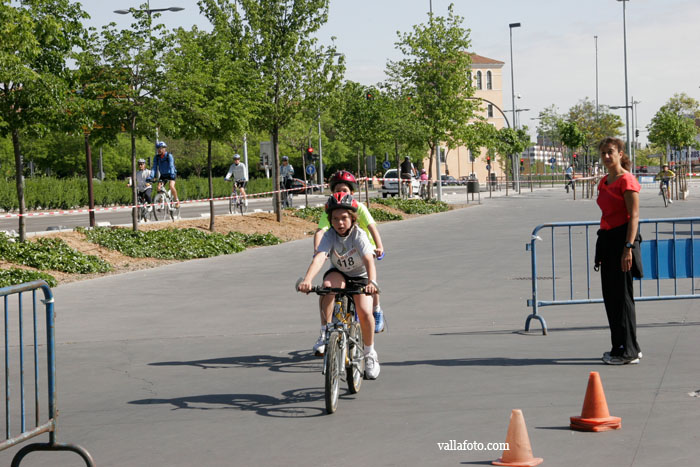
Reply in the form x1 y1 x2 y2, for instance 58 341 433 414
399 176 411 200
152 179 180 221
228 181 248 215
659 179 672 207
296 280 369 414
419 181 430 200
137 190 155 223
281 179 294 208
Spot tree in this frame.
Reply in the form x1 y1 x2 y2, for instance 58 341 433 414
647 108 698 162
535 105 564 147
162 20 257 230
494 127 531 176
204 0 342 222
95 5 172 231
566 98 623 159
386 4 477 181
0 0 88 241
377 85 428 172
557 120 585 166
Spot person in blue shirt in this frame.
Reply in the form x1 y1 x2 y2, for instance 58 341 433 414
151 141 179 207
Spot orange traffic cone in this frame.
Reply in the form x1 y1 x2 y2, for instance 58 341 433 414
570 371 621 432
492 409 543 467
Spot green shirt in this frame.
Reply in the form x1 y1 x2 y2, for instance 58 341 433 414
318 202 376 247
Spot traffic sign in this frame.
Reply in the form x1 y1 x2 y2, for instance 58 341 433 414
486 164 491 171
306 164 316 176
549 157 555 164
382 160 391 170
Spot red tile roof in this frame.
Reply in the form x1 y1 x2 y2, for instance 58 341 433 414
468 53 504 65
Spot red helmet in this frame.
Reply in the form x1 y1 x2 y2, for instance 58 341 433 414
329 170 358 191
325 192 358 214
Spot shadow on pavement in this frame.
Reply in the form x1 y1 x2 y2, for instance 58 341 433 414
383 357 597 367
432 320 700 337
129 387 333 418
148 350 320 374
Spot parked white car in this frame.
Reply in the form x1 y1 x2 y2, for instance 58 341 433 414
379 169 421 198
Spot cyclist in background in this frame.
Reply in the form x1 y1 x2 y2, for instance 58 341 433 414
151 141 179 207
655 163 675 203
225 154 249 207
128 158 153 214
400 156 417 197
298 192 381 380
419 168 429 197
565 165 574 193
280 156 295 192
312 171 386 355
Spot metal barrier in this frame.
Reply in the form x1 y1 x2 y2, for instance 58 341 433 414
525 217 700 335
1 280 94 466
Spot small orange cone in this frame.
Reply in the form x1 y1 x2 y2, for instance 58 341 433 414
570 371 621 432
492 409 543 467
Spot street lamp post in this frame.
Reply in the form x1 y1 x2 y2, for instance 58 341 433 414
617 0 631 157
594 35 599 120
509 22 521 192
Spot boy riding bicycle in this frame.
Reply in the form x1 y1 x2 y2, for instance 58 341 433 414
224 154 248 206
151 141 179 207
313 171 386 345
298 192 381 379
655 163 675 202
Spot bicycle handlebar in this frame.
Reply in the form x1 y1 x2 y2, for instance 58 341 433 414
295 277 378 295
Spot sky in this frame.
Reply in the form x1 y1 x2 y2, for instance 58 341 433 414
83 0 700 145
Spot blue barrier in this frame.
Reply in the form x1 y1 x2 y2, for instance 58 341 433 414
525 217 699 335
0 280 94 466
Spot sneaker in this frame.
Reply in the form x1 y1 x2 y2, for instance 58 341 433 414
373 309 385 333
668 199 673 204
603 351 642 362
244 200 248 207
604 355 640 365
365 351 380 379
312 335 325 356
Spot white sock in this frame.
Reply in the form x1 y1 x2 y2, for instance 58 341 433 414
364 344 375 355
320 326 325 336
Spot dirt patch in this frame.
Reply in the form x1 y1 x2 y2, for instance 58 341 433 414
11 203 464 285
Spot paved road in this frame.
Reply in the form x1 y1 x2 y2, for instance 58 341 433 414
3 184 699 466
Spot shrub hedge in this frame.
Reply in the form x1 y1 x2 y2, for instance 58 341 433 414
0 176 274 211
371 197 450 214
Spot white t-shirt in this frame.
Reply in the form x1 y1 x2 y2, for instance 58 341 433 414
317 224 374 278
225 162 248 181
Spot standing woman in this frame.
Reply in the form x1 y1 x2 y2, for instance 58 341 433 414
595 137 642 365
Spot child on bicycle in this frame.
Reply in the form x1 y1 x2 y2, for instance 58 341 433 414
128 158 153 209
298 192 381 379
419 169 429 197
224 154 248 206
655 163 675 203
313 171 386 339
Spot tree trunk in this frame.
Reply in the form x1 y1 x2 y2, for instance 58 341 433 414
11 129 26 242
131 117 138 232
85 132 96 227
272 127 281 222
208 139 215 231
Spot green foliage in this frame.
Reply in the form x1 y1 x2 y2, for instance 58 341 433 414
565 98 624 153
0 235 111 273
368 207 403 221
0 176 273 211
294 206 324 223
79 227 280 260
0 268 57 288
372 197 449 214
386 4 476 171
647 95 699 152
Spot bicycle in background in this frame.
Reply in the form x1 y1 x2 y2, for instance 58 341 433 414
229 181 248 215
297 280 368 414
153 179 180 221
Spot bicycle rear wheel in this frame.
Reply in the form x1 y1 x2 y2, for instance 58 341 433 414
346 321 364 394
324 331 342 414
152 193 167 221
662 187 668 207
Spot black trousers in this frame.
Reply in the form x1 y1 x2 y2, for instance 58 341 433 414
598 225 640 358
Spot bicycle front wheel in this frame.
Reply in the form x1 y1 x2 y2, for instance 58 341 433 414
346 321 364 394
152 193 167 221
662 187 668 207
238 197 247 215
324 331 342 414
229 194 235 214
168 199 180 221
